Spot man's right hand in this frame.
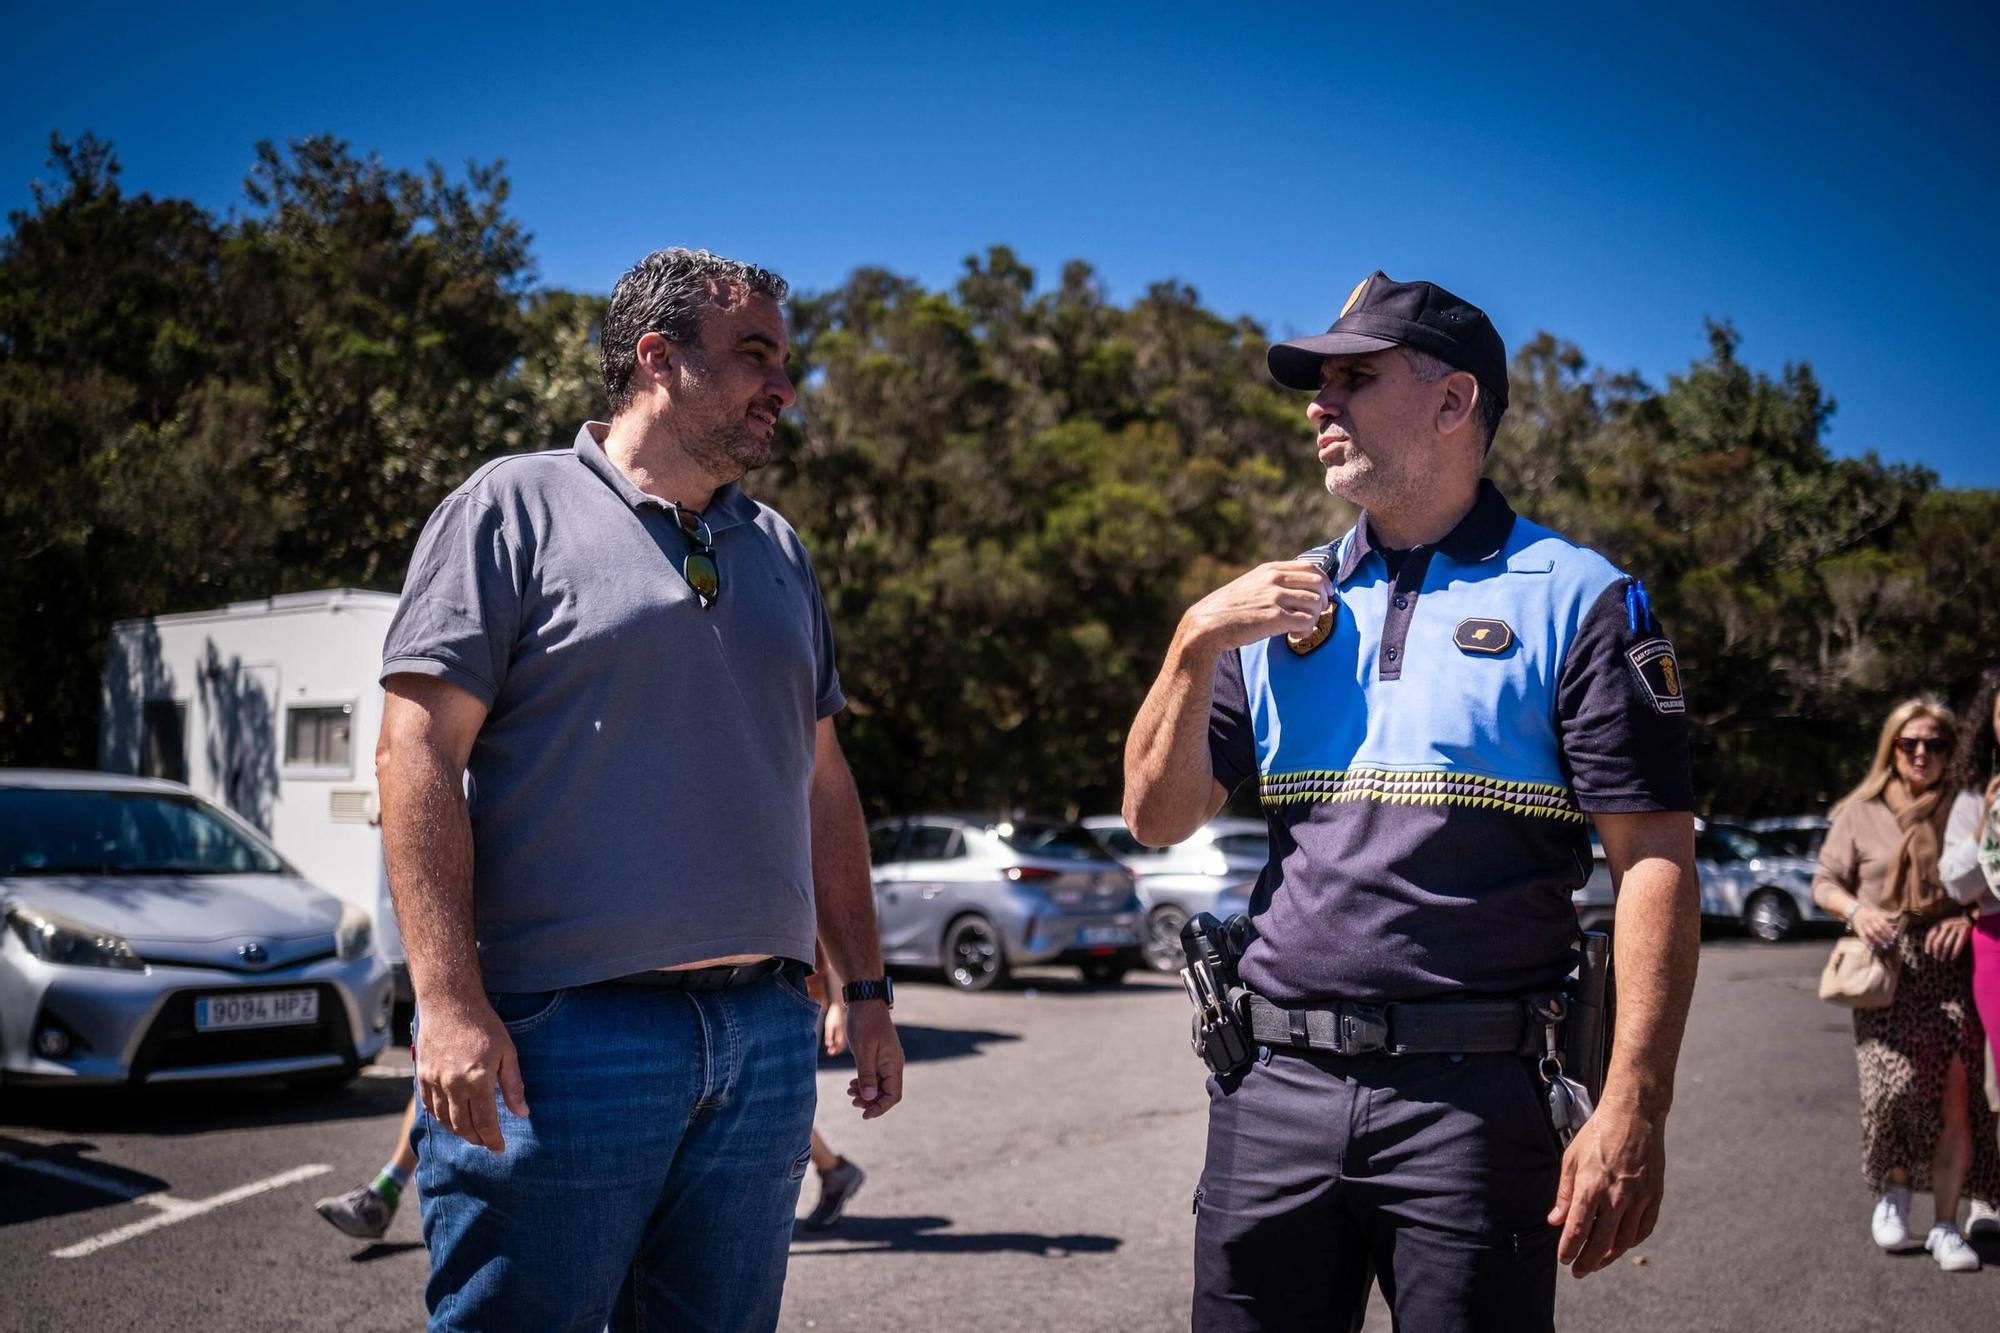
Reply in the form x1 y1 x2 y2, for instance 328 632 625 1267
415 997 529 1154
1179 561 1333 653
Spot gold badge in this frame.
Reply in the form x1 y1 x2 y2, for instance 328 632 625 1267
1340 277 1369 317
1453 618 1515 654
1287 602 1337 655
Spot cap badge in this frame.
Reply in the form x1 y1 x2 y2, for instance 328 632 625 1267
1340 277 1369 317
1453 618 1515 655
1287 601 1339 656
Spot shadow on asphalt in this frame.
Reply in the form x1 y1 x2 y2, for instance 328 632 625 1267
819 1023 1020 1070
0 1134 170 1228
350 1240 427 1263
791 1213 1121 1257
0 1066 412 1137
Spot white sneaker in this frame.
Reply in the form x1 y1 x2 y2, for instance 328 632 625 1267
1872 1187 1915 1251
1926 1223 1981 1272
1967 1199 2000 1237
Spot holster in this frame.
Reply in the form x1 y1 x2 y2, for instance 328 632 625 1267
1561 930 1611 1103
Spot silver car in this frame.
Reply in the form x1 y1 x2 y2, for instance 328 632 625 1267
1701 820 1831 941
1082 816 1267 972
869 816 1143 991
0 771 393 1088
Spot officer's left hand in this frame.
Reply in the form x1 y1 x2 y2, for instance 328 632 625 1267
1547 1099 1665 1277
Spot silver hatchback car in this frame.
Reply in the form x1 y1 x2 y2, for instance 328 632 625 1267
0 771 393 1088
869 816 1143 991
1082 816 1267 972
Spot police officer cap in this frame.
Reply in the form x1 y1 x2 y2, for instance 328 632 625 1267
1268 271 1509 410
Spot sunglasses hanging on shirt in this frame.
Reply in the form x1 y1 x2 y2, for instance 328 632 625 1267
663 502 720 609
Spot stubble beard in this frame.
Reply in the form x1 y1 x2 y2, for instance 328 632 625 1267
672 359 773 483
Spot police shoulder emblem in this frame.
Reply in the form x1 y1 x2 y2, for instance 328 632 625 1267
1626 637 1685 714
1287 601 1338 655
1453 618 1514 654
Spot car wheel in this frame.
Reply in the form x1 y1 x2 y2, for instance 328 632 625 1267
1079 959 1130 987
943 916 1008 992
1143 905 1188 973
1744 889 1801 943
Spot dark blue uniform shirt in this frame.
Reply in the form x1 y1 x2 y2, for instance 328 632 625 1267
1209 481 1693 1004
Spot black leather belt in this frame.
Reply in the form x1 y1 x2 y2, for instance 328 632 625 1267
1242 993 1538 1057
603 958 789 993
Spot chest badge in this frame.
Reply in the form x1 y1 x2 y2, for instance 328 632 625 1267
1286 600 1339 655
1454 618 1515 654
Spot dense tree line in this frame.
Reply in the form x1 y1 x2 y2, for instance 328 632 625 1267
5 136 1994 820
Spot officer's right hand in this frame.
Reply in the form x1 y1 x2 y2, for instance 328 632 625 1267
1181 561 1333 652
415 996 529 1154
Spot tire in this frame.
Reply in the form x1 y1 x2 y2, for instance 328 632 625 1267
1143 905 1189 973
1744 889 1801 943
1079 959 1130 987
943 915 1008 992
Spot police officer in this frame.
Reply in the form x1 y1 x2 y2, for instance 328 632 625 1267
1124 273 1699 1332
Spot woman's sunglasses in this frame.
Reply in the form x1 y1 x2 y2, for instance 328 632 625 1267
1893 737 1951 757
664 503 719 609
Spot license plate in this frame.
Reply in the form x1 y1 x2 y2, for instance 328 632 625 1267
1079 926 1134 947
194 990 319 1032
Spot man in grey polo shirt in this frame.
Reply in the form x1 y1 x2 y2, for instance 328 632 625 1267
376 247 903 1332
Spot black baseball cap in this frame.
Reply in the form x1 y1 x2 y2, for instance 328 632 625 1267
1267 271 1508 410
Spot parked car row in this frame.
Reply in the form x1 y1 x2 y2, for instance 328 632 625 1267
1568 816 1832 942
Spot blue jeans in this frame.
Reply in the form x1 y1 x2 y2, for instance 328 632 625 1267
414 967 821 1332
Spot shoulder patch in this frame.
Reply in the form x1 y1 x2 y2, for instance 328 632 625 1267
1454 618 1515 655
1626 637 1685 714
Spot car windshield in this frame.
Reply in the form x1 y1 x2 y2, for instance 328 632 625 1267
998 821 1105 861
1091 827 1161 859
0 788 284 877
1702 825 1766 862
1212 833 1270 862
1754 825 1826 858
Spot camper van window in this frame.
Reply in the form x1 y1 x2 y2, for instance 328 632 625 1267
141 700 188 784
286 703 353 771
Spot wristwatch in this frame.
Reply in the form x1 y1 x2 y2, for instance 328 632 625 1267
841 976 894 1008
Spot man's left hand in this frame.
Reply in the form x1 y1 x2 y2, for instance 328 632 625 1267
1547 1100 1666 1277
843 1001 904 1119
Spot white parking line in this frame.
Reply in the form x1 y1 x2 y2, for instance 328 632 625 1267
47 1163 332 1260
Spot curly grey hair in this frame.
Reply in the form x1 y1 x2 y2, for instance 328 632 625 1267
600 248 789 414
1401 347 1506 452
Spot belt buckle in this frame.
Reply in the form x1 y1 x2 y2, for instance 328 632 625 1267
1337 1003 1389 1055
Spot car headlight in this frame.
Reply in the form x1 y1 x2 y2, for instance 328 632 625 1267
6 905 144 970
336 903 374 961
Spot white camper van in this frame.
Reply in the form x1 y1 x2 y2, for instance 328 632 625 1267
100 589 407 992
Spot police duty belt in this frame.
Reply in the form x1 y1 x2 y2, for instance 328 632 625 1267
1240 993 1539 1057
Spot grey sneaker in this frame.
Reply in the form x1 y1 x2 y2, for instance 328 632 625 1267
314 1185 395 1240
802 1159 865 1231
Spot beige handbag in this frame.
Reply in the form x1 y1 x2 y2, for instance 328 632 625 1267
1819 934 1898 1009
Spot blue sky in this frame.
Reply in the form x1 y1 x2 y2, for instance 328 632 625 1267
6 2 1996 486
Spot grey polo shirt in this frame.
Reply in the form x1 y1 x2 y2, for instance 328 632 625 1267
381 423 845 992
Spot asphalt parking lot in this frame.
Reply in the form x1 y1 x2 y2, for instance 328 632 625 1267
3 939 1997 1332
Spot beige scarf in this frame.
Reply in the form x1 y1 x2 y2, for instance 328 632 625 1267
1879 780 1953 918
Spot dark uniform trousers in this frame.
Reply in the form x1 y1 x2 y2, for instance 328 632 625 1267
1193 1044 1563 1332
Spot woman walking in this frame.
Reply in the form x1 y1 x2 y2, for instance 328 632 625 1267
1812 698 1998 1271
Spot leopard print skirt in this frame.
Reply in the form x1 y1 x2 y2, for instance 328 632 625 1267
1853 929 2000 1198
